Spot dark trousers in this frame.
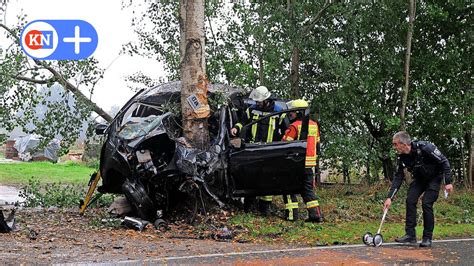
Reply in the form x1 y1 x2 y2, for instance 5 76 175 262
405 176 442 239
284 168 318 205
302 168 318 203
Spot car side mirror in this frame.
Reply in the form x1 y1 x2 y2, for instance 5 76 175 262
95 124 108 135
230 138 244 149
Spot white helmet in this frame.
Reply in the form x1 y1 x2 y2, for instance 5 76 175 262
249 86 271 102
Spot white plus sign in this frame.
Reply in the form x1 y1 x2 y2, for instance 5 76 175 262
63 26 91 54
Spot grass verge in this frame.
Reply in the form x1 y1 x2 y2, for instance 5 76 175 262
229 184 473 245
0 161 95 185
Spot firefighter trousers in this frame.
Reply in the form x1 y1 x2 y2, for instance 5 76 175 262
283 168 320 220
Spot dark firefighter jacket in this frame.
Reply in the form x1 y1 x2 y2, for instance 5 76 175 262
235 102 289 143
387 140 452 199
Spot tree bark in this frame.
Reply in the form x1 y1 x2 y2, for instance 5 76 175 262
468 117 473 189
381 154 394 181
257 6 264 85
290 46 300 98
469 128 473 189
179 0 187 72
400 0 416 131
180 0 210 149
288 1 332 98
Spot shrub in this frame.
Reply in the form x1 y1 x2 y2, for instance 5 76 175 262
19 177 115 208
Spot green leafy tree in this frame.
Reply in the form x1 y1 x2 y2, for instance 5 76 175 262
123 1 472 185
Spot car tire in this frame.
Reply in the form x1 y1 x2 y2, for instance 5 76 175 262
122 179 155 221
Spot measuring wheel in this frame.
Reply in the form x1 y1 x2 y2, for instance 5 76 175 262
373 233 383 247
362 232 373 245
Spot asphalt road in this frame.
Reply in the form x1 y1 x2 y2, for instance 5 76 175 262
104 238 473 265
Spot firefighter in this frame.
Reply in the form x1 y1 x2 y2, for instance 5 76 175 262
384 131 453 247
230 86 289 216
282 99 323 223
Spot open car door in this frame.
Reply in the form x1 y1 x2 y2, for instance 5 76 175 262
228 108 310 197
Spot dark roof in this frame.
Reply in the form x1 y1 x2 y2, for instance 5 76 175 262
136 81 244 104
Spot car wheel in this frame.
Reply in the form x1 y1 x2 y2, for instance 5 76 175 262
122 179 155 221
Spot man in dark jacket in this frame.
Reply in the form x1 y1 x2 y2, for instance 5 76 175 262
384 131 453 247
231 86 288 143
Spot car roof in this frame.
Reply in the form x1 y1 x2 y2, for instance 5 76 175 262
135 81 245 105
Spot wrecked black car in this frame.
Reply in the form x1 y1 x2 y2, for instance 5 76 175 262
93 81 311 221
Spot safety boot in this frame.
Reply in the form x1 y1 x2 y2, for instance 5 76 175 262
419 238 432 247
243 197 256 213
305 206 323 223
285 208 299 221
395 234 417 244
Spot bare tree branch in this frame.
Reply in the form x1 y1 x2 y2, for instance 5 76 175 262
13 75 54 84
300 1 333 39
0 22 17 40
0 22 113 122
35 60 113 122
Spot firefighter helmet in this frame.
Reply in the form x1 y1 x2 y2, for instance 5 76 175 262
249 86 271 102
288 99 309 109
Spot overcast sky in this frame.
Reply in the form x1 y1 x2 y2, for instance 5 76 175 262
3 0 166 111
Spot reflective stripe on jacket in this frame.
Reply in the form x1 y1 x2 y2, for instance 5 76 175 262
282 119 320 167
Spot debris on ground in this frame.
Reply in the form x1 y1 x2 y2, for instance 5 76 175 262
214 226 233 241
0 205 16 233
107 196 133 217
122 216 149 231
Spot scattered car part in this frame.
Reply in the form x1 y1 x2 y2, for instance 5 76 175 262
362 208 389 247
153 218 169 230
0 211 11 233
214 226 233 241
122 216 149 231
107 196 133 216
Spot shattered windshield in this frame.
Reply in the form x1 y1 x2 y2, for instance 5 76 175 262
117 113 172 140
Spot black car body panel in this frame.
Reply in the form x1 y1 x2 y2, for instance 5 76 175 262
229 141 306 196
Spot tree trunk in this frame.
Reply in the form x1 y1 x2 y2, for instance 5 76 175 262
287 1 332 99
468 126 473 189
179 0 186 72
400 0 416 131
342 163 350 184
257 5 264 85
180 0 210 149
381 154 394 181
315 167 321 186
366 153 371 183
290 45 300 98
258 41 264 85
